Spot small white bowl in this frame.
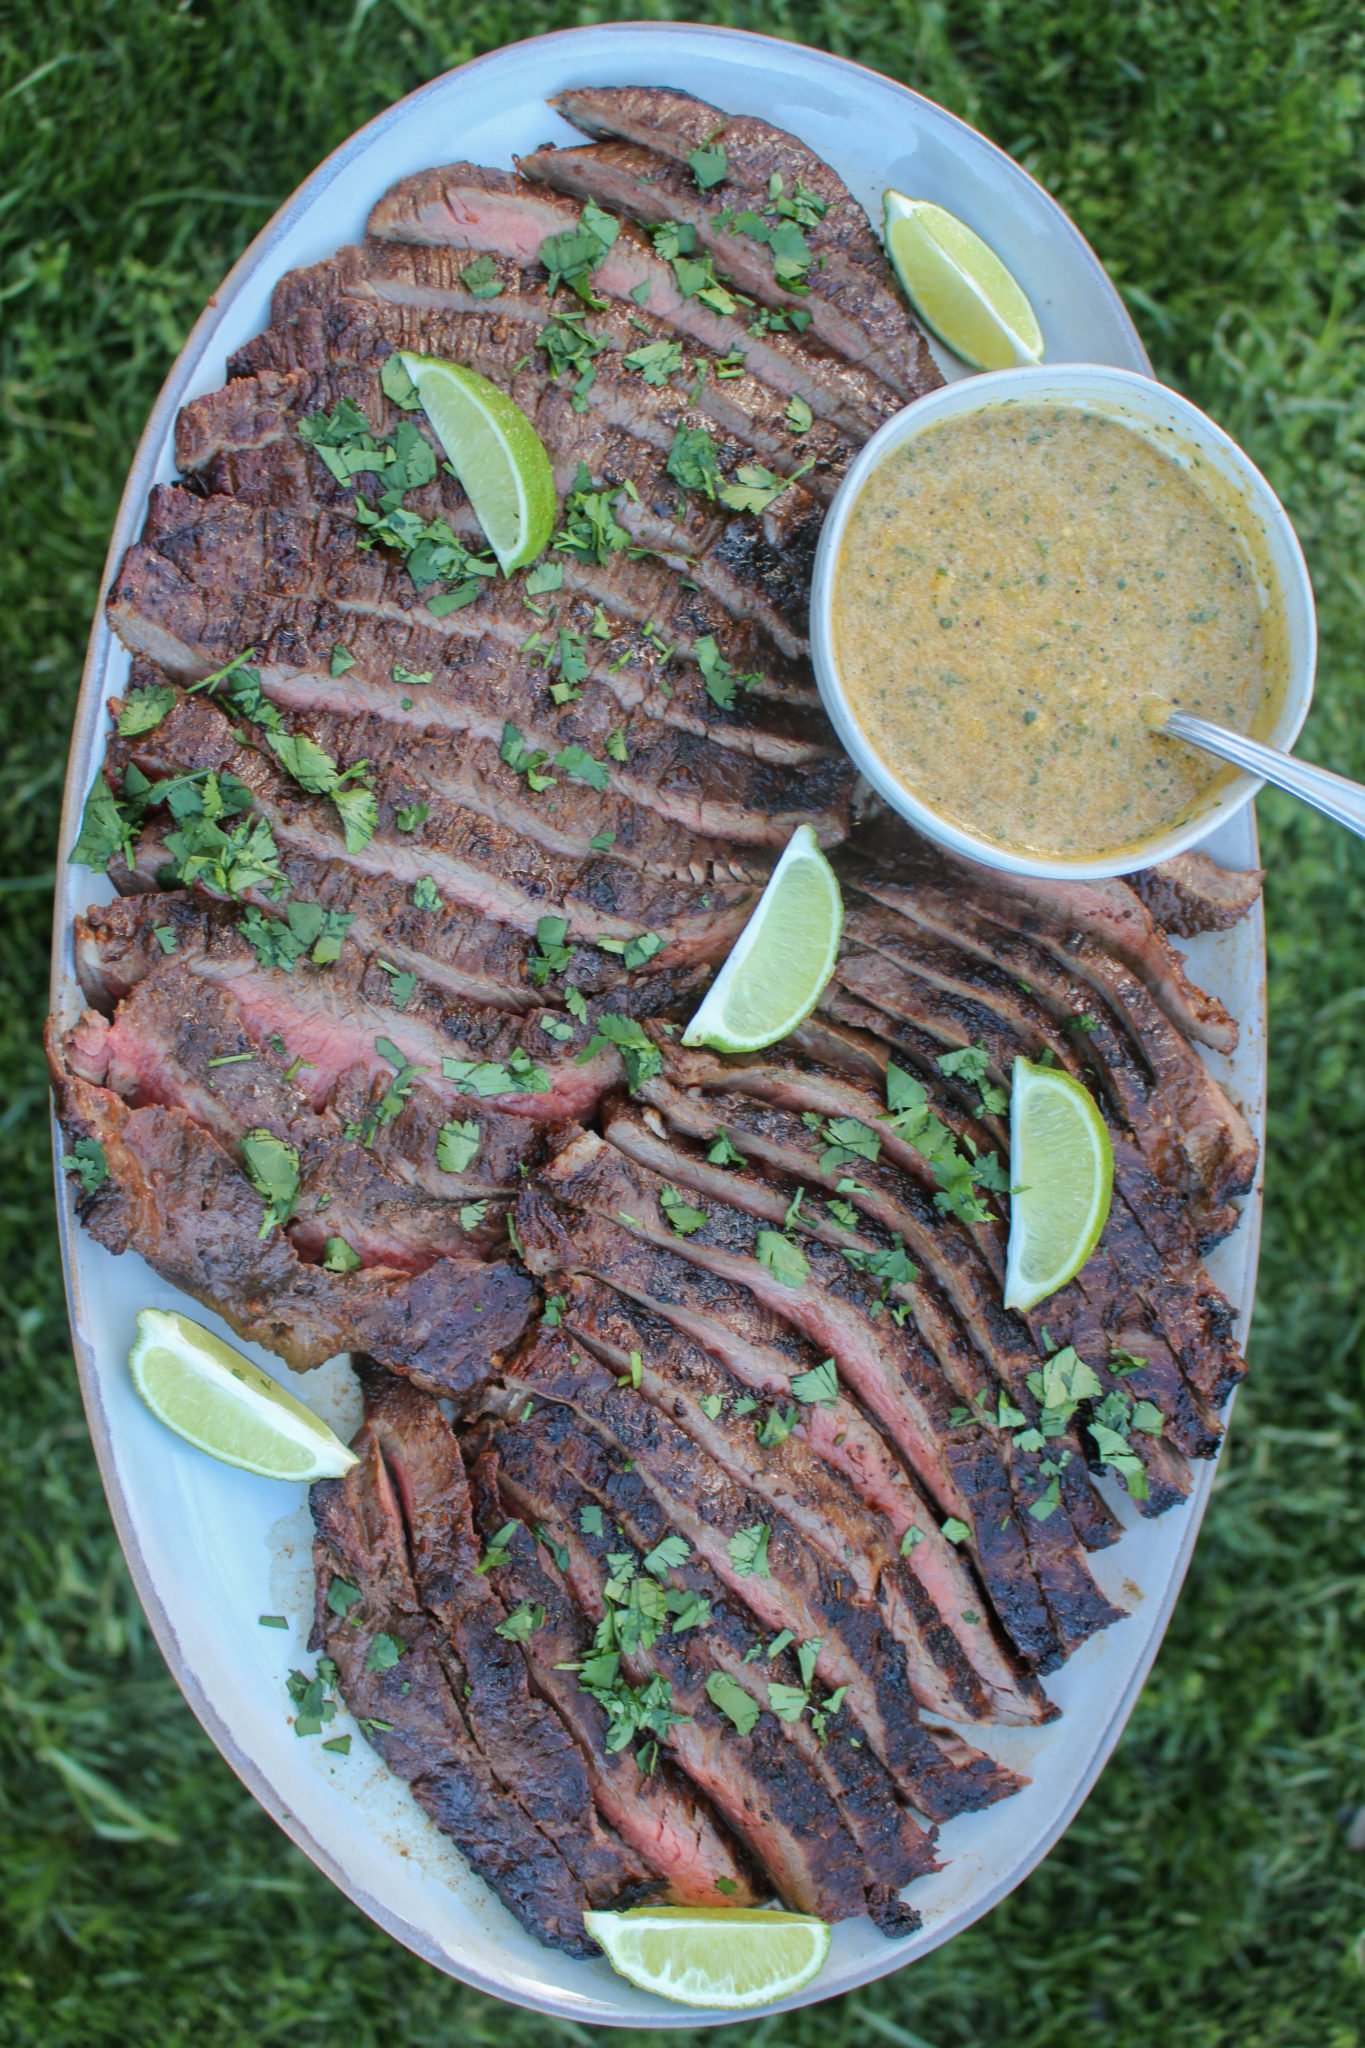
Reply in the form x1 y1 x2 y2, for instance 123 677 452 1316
809 362 1316 880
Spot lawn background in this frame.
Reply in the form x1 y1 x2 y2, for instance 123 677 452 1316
2 3 1362 2043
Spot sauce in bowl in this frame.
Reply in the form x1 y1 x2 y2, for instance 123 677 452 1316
831 400 1288 860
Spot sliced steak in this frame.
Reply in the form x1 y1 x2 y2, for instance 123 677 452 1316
49 1033 534 1385
488 1395 931 1929
65 977 529 1265
497 1317 1018 1819
111 687 763 968
174 354 820 656
552 1270 1047 1729
310 1428 625 1953
108 493 856 846
366 164 898 441
1131 851 1264 936
523 1124 1082 1670
520 140 938 403
463 1444 760 1906
597 1099 1129 1627
353 1364 661 1896
550 88 889 268
251 255 858 489
73 894 622 1124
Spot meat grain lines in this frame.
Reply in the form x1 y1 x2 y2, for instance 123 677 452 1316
51 86 1262 1952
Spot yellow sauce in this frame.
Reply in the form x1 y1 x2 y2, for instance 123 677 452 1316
832 401 1286 859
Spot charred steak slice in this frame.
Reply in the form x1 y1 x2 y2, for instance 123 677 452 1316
352 1364 662 1898
310 1427 631 1953
246 261 858 494
498 1301 1021 1819
64 974 531 1265
463 1441 760 1907
109 687 764 970
49 1028 533 1386
366 164 898 442
73 894 623 1125
108 494 856 847
550 87 889 270
487 1393 931 1930
519 139 938 406
1131 851 1263 936
522 1123 1087 1671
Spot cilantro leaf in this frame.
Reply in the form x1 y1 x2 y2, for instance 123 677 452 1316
694 633 760 710
436 1118 481 1175
116 683 176 736
789 1357 839 1406
494 1602 545 1643
240 1129 301 1237
62 1138 108 1198
705 1670 759 1735
365 1631 406 1672
642 1534 691 1580
688 142 729 190
322 1236 361 1274
660 1185 707 1237
460 254 504 299
756 1229 809 1289
707 1131 746 1167
727 1523 772 1579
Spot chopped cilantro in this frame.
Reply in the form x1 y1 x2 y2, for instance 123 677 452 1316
575 1012 662 1091
61 1138 108 1198
475 1520 519 1575
688 141 729 190
322 1236 361 1274
642 1534 691 1580
705 1670 759 1735
436 1118 481 1175
239 1129 300 1237
756 1229 809 1289
116 682 176 736
727 1523 772 1579
790 1357 839 1406
707 1130 746 1167
660 1185 707 1236
624 337 685 386
365 1631 405 1673
495 1602 545 1643
694 633 760 710
666 422 721 498
442 1045 549 1098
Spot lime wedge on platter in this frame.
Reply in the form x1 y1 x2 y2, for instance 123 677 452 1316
682 825 843 1054
583 1906 831 2010
1004 1059 1114 1310
129 1308 357 1481
883 191 1045 370
398 352 556 574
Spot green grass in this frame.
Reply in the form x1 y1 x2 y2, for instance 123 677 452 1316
2 3 1362 2042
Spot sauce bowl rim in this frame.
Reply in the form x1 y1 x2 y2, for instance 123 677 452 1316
808 360 1316 881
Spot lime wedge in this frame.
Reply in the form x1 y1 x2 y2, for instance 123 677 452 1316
681 825 843 1053
584 1907 830 2010
128 1308 358 1480
398 352 556 574
1004 1059 1114 1311
883 192 1044 371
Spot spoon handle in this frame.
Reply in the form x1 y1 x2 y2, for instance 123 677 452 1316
1163 709 1365 842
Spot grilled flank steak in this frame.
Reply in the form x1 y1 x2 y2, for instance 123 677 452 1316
52 84 1261 1947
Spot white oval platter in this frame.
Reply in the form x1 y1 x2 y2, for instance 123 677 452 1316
49 21 1265 2027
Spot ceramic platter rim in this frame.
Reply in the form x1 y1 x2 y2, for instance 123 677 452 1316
49 22 1266 2026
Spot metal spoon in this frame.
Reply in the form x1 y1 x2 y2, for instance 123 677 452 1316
1154 706 1365 841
